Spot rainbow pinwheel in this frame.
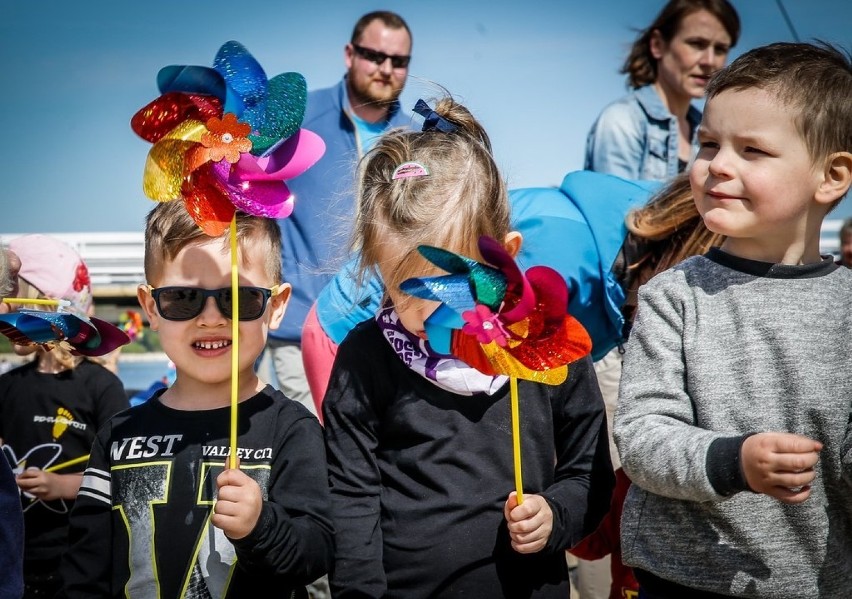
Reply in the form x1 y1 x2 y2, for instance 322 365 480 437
400 235 592 501
0 305 129 357
119 309 144 343
132 41 325 468
400 235 592 382
131 40 325 236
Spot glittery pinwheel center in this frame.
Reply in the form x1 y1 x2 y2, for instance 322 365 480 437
201 113 253 163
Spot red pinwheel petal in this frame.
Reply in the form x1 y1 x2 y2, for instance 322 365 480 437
71 317 132 357
211 159 294 219
526 265 570 324
508 315 592 371
183 165 236 236
131 92 223 144
451 333 499 375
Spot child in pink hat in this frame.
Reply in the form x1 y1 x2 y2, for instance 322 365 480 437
9 234 93 317
0 234 129 598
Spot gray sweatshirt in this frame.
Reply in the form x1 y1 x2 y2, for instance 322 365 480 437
614 248 852 598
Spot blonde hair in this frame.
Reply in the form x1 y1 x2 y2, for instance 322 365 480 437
0 247 15 299
354 97 509 296
143 201 283 285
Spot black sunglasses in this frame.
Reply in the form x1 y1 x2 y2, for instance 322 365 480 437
147 286 280 321
352 44 410 69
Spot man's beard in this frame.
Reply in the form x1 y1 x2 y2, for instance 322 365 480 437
349 75 403 109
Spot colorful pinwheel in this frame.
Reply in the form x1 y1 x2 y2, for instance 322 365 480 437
131 40 325 236
0 301 129 357
400 235 592 501
119 309 144 343
131 41 325 468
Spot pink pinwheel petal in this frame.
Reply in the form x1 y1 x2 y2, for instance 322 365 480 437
477 236 534 323
233 129 325 182
73 317 132 356
210 160 293 218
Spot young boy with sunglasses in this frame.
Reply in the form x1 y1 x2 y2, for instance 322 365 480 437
60 201 334 598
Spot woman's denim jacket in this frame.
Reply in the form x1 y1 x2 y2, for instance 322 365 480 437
583 85 702 181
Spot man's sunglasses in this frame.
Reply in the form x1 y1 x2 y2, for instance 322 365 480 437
352 44 411 69
146 285 280 321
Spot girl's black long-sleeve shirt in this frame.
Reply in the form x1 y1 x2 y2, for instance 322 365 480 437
323 320 614 598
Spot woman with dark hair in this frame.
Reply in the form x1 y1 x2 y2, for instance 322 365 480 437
584 0 740 181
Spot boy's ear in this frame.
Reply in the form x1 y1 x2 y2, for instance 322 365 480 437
503 231 523 258
816 151 852 206
137 284 160 331
267 283 291 331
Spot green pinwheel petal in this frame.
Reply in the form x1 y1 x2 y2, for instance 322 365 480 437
248 72 307 155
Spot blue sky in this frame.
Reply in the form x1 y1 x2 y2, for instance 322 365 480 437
2 0 851 234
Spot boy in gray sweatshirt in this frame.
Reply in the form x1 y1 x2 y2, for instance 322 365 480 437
614 41 852 598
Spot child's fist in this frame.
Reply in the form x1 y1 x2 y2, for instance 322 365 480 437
503 492 553 554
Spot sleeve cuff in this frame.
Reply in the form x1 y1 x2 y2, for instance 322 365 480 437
706 434 757 497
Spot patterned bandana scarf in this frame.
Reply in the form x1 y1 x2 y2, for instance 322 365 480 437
376 305 507 396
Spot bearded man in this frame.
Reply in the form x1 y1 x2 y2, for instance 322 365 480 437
266 11 413 417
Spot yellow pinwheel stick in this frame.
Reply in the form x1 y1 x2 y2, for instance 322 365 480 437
45 454 90 473
2 297 71 308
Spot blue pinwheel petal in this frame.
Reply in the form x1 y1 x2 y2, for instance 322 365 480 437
213 40 267 117
423 304 465 354
420 244 507 309
156 65 226 102
0 311 129 356
401 273 478 314
0 311 80 344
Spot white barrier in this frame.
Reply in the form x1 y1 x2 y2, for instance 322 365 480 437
1 221 846 292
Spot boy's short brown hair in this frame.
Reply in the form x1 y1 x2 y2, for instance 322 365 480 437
143 201 283 285
706 41 852 167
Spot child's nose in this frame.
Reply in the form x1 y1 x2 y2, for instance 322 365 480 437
197 296 226 324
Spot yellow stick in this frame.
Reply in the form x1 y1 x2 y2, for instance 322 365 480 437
45 454 89 472
510 376 524 504
229 216 240 470
2 297 69 307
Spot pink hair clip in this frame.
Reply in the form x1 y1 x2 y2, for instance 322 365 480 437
391 161 430 180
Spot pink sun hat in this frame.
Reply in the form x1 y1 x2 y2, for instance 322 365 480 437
8 234 93 316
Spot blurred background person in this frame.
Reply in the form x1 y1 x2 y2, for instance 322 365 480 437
584 0 740 180
266 10 414 419
0 245 24 599
0 234 128 599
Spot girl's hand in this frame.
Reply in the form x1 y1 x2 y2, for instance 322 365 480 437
211 461 263 540
17 468 80 501
503 491 553 554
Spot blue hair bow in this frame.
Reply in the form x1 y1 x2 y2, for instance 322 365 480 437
414 99 458 133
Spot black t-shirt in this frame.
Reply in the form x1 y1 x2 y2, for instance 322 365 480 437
0 359 129 565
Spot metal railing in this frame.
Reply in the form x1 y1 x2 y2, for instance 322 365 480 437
1 220 846 296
